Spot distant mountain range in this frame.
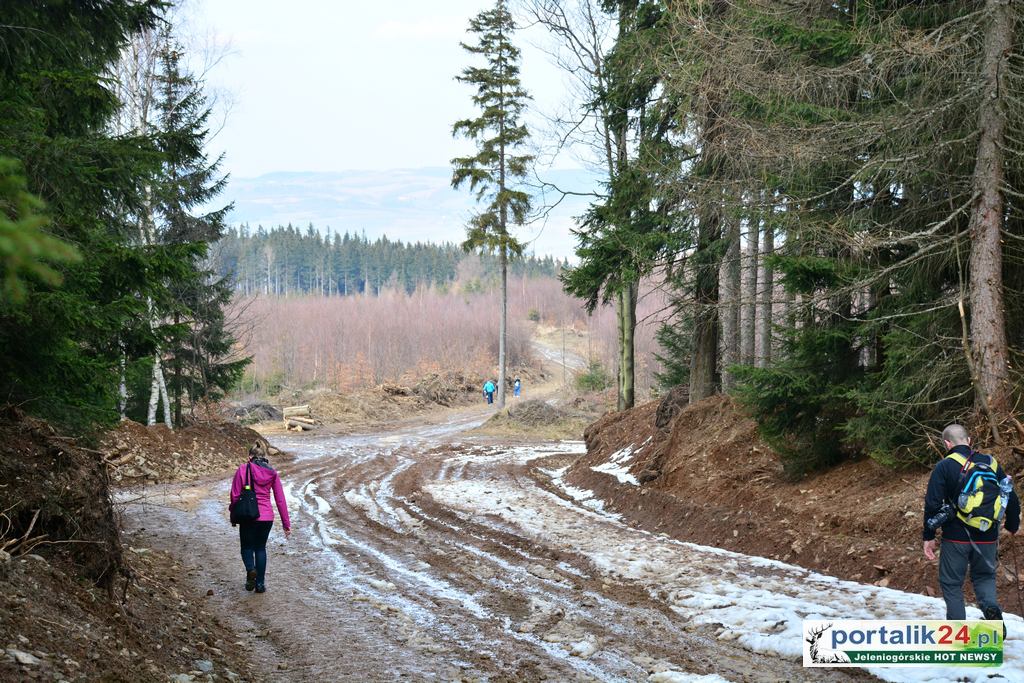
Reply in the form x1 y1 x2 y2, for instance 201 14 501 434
223 167 601 260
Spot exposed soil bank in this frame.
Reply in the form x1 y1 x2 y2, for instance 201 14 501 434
567 394 1024 613
0 410 259 682
1 544 258 682
103 419 268 485
474 396 602 441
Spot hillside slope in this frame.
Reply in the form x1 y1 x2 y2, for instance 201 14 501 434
565 393 1024 611
0 410 259 682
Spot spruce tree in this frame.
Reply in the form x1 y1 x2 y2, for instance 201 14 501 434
153 35 247 426
0 159 80 302
451 0 533 408
651 0 1024 470
560 0 677 411
0 1 167 430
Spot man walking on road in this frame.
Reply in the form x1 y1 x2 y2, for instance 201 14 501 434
922 424 1020 622
483 379 496 405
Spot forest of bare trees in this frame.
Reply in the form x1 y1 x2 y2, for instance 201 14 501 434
236 272 665 399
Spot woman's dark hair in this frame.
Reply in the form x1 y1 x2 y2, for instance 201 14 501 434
249 441 267 459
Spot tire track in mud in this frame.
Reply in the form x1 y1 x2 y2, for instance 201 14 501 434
123 416 871 682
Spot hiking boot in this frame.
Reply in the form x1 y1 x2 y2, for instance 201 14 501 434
982 605 1007 638
245 570 257 591
255 584 266 594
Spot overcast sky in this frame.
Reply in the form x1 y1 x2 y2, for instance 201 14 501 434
191 0 580 178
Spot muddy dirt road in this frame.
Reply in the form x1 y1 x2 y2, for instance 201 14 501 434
122 404 1024 682
121 408 877 683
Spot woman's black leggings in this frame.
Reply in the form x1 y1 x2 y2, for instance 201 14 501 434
238 520 273 585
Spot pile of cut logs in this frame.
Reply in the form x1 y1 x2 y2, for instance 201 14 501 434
283 405 319 431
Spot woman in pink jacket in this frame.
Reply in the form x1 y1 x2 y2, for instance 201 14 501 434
229 443 291 593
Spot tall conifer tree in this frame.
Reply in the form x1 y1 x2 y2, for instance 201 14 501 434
561 0 679 410
154 34 247 426
452 0 533 408
0 1 167 429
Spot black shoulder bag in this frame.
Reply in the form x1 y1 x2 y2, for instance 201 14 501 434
230 463 260 525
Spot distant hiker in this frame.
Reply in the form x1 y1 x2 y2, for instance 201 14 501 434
513 377 521 398
483 379 496 405
229 442 291 594
922 424 1019 623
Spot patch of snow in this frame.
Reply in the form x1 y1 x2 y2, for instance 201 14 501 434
649 673 732 683
425 476 1024 683
556 560 588 578
591 461 640 486
313 488 491 621
393 506 423 530
366 578 397 592
538 465 570 479
343 488 382 524
634 436 654 454
446 442 587 470
306 484 332 514
608 445 636 464
570 637 599 658
563 483 600 503
589 442 641 484
540 460 622 521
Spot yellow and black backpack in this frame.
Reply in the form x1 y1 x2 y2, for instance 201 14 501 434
947 451 1010 532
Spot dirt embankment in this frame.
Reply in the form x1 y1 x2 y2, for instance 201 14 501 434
476 396 602 441
0 409 259 682
565 392 1024 611
103 420 268 485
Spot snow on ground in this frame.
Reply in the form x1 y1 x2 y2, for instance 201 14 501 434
539 462 621 519
343 486 382 523
591 460 640 485
590 444 641 485
648 673 734 683
608 445 636 464
427 449 1024 683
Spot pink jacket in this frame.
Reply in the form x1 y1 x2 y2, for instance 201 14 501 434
229 460 291 530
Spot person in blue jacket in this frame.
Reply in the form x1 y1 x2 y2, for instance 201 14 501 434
513 377 521 398
483 379 496 404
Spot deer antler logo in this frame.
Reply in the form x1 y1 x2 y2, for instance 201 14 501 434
806 622 850 664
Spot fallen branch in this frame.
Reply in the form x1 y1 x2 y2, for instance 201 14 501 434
14 508 40 553
103 452 135 466
14 533 49 555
